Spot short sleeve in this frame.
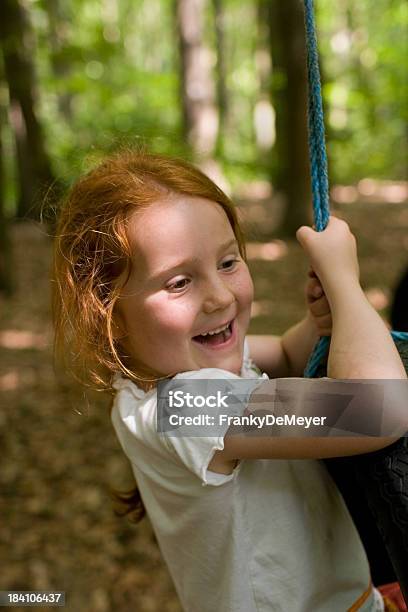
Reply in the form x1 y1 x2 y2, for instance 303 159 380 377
160 368 265 487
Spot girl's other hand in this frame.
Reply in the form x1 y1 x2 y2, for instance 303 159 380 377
305 268 332 336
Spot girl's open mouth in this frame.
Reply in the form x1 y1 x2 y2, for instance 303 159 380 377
192 319 236 349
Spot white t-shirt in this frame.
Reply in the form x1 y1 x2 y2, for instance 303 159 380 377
111 340 383 612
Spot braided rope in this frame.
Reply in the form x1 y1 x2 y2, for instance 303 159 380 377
303 0 330 233
302 0 408 378
303 0 331 377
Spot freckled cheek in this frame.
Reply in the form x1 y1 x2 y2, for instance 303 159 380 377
235 267 254 307
144 296 198 340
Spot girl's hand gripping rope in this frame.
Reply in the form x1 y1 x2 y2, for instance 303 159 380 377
296 215 361 310
305 267 332 337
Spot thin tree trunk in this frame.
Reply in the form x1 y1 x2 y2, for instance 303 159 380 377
43 0 73 121
175 0 218 158
267 0 311 235
254 0 275 152
212 0 228 155
345 4 376 131
0 0 55 219
0 65 13 296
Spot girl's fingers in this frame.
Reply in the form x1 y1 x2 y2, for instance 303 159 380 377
306 273 332 333
309 296 331 316
315 313 332 327
318 327 332 337
314 313 333 336
306 278 324 301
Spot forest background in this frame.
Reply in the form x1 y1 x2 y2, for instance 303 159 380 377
0 0 407 611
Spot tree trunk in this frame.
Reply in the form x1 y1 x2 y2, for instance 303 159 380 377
43 0 73 121
254 0 275 152
212 0 228 155
0 0 55 219
0 70 13 296
267 0 311 235
345 4 376 131
175 0 218 158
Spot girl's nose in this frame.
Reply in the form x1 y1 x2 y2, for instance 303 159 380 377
202 277 235 314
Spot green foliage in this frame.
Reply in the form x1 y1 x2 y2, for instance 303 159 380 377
29 0 185 187
317 0 407 182
3 0 407 213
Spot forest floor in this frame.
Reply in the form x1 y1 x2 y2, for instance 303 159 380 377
1 187 407 612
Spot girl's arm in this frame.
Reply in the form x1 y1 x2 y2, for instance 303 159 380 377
298 220 406 380
247 269 330 378
209 217 407 469
247 315 319 378
246 335 290 378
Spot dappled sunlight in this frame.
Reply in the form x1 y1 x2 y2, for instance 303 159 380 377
236 181 272 200
246 240 288 262
0 330 49 350
364 287 389 313
332 180 408 205
199 159 231 196
254 99 275 150
0 371 19 391
0 0 405 608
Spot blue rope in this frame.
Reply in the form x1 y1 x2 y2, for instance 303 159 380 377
302 0 408 378
303 0 330 233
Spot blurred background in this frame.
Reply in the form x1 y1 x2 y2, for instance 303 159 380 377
0 0 407 610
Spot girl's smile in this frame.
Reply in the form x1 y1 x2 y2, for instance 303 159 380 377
191 317 237 350
115 194 254 379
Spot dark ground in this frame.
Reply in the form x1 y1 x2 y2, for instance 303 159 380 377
1 189 407 611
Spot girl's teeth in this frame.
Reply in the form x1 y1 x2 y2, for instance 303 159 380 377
193 321 233 345
203 323 229 336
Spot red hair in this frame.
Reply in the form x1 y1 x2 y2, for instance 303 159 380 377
52 148 248 522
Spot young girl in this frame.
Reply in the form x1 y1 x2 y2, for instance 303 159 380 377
52 149 406 612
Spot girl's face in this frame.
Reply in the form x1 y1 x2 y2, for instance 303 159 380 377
115 195 254 379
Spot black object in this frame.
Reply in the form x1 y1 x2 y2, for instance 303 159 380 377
315 340 408 602
391 267 408 332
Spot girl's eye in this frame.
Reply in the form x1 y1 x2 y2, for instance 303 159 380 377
167 278 190 292
220 258 240 270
